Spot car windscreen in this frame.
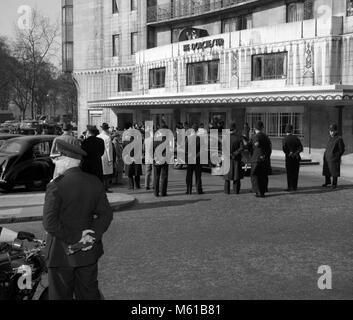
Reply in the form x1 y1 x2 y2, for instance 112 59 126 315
0 140 23 153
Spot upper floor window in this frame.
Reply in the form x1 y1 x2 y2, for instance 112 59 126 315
131 32 137 55
118 73 132 92
149 67 166 89
252 52 287 81
221 14 252 33
348 0 353 16
112 0 118 14
112 34 120 57
287 0 313 22
187 60 220 85
131 0 137 11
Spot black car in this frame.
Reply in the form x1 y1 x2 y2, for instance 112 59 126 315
0 135 56 192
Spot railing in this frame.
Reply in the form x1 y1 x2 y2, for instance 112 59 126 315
147 0 255 23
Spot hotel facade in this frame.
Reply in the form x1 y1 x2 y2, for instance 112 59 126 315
64 0 353 162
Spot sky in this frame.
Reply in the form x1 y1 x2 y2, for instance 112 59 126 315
0 0 61 40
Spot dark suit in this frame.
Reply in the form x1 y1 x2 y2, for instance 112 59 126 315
322 135 345 186
186 134 203 194
250 132 272 196
123 139 142 189
224 132 244 194
43 167 113 300
153 137 169 196
81 136 105 181
282 134 303 191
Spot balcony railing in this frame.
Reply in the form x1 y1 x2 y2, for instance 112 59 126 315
147 0 255 23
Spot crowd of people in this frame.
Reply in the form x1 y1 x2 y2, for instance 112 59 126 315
50 119 346 198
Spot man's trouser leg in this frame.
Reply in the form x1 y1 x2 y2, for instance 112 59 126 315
292 161 300 190
134 175 141 189
224 180 230 194
145 164 152 189
251 173 260 195
160 164 169 196
48 267 74 300
73 263 101 300
233 180 241 194
285 160 292 190
186 165 194 194
153 165 161 196
195 164 203 193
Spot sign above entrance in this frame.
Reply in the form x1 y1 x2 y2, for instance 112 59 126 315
183 38 225 52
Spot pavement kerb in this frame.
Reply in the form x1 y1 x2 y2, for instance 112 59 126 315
0 193 136 224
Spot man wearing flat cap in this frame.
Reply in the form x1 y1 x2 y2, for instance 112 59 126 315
249 120 272 197
282 124 303 191
50 122 80 179
43 140 113 300
322 124 345 189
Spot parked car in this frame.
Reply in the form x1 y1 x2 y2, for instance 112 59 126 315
0 134 22 148
0 135 56 192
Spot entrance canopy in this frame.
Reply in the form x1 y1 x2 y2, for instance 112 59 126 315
88 85 353 109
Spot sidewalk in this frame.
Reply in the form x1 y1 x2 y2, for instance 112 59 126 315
0 192 136 224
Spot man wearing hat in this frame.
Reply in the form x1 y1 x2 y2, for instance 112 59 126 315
43 140 113 300
81 125 105 181
322 124 345 189
282 124 303 191
50 123 80 179
98 123 114 192
249 120 272 197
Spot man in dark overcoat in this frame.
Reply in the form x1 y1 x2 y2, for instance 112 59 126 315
81 126 105 182
224 122 244 194
185 123 203 195
123 135 143 189
43 140 113 300
249 121 272 198
153 125 169 197
282 124 303 191
322 124 345 189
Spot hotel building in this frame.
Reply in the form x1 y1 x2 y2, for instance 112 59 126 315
63 0 353 161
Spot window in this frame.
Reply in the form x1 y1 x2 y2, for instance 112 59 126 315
287 1 313 21
149 67 166 89
112 34 119 57
246 112 303 137
348 0 353 16
252 52 287 80
118 73 132 92
222 14 252 33
112 0 118 14
131 0 137 11
33 142 51 157
131 32 138 55
187 60 220 85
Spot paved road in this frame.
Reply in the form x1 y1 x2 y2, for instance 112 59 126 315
3 167 353 299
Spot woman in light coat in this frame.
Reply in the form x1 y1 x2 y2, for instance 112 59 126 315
98 123 114 192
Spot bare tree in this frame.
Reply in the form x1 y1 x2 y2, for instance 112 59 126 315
12 8 60 119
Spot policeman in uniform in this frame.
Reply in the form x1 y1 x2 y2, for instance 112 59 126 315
43 140 113 300
249 121 272 198
282 124 303 191
322 123 345 189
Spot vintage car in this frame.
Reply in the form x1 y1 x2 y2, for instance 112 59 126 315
0 134 22 147
0 135 56 192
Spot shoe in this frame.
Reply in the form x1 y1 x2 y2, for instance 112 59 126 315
322 183 330 187
105 189 113 193
284 188 292 192
146 187 150 190
161 194 167 197
331 185 337 189
197 191 205 195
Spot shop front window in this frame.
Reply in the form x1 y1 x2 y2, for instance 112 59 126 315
246 112 303 137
